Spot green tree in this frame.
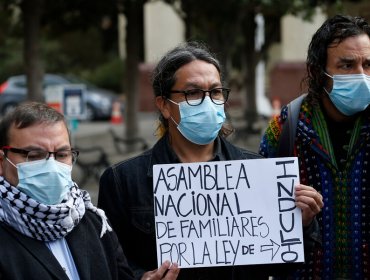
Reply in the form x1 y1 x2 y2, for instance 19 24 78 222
0 2 24 83
0 0 119 101
117 0 146 147
0 0 147 149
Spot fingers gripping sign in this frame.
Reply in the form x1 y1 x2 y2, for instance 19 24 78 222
141 261 180 280
294 184 324 227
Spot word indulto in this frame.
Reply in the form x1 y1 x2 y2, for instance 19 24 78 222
276 160 302 263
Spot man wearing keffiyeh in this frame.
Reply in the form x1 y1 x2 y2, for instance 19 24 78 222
0 102 152 280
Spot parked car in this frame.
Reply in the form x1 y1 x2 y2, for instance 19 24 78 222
0 74 119 120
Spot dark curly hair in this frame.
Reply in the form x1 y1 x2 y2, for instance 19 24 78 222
152 41 222 99
304 15 370 103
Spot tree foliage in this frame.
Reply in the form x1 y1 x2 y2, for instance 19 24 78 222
0 0 367 132
0 0 120 89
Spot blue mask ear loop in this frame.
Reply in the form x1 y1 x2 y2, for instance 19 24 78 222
324 72 333 79
166 98 180 127
323 71 333 95
3 155 17 169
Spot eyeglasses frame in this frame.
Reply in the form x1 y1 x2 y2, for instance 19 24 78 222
169 87 230 106
1 146 79 164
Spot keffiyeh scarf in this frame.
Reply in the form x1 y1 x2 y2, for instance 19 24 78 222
0 176 112 241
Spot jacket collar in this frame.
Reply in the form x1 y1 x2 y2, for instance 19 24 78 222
146 133 232 178
1 223 70 280
297 100 370 166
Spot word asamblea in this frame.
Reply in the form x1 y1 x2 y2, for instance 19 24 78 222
154 163 250 193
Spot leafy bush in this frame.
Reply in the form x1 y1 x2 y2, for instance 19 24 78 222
0 38 24 83
82 57 125 93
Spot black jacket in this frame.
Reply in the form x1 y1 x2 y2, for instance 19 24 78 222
0 210 134 280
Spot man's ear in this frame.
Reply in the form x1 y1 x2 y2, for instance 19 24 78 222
155 96 170 119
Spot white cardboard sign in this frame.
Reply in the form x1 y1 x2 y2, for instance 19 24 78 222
153 157 304 268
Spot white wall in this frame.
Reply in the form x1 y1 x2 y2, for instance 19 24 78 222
144 1 185 64
281 8 327 61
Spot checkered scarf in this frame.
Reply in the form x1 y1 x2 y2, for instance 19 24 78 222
0 176 112 241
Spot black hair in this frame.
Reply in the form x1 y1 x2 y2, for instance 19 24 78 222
304 15 370 103
0 102 69 147
152 41 222 99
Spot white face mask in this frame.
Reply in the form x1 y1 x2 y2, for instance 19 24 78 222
324 72 370 116
7 157 73 205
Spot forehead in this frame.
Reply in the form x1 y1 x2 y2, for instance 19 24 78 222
173 60 221 86
327 34 370 61
7 121 70 148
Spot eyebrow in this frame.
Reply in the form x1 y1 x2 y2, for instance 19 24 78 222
18 145 71 151
337 57 370 64
337 57 356 64
16 145 43 151
183 82 222 89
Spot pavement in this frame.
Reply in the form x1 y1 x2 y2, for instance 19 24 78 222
73 111 269 204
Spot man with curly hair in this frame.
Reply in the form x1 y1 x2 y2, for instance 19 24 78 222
260 15 370 279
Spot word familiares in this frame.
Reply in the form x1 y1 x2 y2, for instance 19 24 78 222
156 215 270 239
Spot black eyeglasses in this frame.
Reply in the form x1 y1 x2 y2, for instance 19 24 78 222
169 87 230 106
2 146 79 164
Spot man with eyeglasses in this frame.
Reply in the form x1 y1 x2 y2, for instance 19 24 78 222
98 42 323 280
0 102 138 279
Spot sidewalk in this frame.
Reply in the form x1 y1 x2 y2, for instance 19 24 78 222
73 112 159 164
72 112 159 203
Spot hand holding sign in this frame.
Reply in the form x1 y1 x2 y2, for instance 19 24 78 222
295 184 323 227
140 261 180 280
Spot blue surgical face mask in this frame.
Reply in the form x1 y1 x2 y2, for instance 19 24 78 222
9 158 73 205
168 96 226 145
324 73 370 116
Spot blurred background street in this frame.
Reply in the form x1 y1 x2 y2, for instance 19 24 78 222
73 110 268 204
2 0 369 204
